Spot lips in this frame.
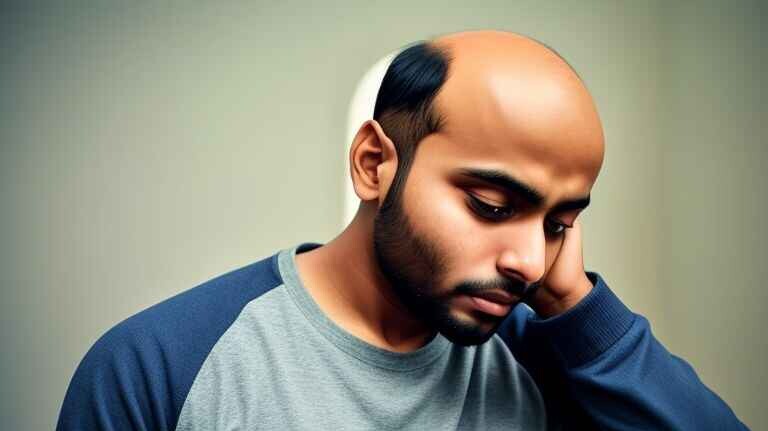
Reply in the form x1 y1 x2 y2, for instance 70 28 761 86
470 290 516 305
466 290 518 317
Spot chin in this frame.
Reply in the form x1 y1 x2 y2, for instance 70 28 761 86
435 313 500 346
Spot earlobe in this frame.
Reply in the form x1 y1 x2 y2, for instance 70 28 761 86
349 120 398 202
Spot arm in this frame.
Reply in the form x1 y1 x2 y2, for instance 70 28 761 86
57 322 172 431
499 220 748 429
501 272 748 430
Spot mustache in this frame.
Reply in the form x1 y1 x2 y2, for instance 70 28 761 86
454 278 541 299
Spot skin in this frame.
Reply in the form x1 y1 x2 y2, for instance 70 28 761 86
296 30 605 353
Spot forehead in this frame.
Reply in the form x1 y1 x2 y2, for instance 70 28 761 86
410 106 603 209
422 107 602 180
412 57 604 203
415 131 596 209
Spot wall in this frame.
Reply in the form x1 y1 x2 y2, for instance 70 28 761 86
657 1 767 426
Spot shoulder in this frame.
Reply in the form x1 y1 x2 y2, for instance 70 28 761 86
97 251 284 370
57 252 285 430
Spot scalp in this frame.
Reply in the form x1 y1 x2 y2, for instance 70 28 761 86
428 30 605 179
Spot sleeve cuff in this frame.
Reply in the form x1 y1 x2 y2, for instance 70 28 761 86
525 271 636 368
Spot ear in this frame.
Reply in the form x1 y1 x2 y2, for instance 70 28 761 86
349 119 398 204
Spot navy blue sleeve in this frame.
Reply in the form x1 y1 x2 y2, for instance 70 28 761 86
56 254 283 431
500 272 749 430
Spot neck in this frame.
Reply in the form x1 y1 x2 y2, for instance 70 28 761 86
295 203 435 353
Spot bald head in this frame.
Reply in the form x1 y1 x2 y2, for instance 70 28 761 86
373 30 604 193
431 31 604 178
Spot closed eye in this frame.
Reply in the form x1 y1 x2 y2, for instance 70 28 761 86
465 193 571 236
466 193 515 220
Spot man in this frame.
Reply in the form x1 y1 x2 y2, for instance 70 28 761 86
57 31 747 430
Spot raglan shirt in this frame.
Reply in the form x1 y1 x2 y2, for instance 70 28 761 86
57 242 748 430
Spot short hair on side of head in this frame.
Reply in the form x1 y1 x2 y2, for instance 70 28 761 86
373 42 451 177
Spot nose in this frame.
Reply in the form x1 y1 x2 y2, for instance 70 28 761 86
495 218 546 285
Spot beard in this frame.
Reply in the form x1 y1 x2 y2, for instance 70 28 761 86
372 169 514 346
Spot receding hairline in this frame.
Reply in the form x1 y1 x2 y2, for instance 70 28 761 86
427 30 583 85
414 31 586 136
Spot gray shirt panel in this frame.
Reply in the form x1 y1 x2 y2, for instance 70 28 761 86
176 245 546 430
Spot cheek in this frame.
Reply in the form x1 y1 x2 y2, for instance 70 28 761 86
405 185 486 270
406 174 469 236
412 188 481 246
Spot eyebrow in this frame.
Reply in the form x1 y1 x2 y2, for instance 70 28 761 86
457 167 591 213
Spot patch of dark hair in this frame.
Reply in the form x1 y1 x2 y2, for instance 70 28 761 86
372 42 452 210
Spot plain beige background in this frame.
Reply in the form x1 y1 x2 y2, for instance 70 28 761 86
1 1 765 429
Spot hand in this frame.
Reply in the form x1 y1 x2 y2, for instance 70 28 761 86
524 219 594 318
